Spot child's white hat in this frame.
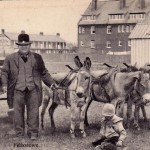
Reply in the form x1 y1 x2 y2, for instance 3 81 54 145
102 103 115 116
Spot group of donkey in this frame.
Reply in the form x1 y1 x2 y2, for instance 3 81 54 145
40 56 150 138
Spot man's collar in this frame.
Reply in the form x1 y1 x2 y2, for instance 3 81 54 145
18 51 31 57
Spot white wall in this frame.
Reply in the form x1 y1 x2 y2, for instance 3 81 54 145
131 39 150 67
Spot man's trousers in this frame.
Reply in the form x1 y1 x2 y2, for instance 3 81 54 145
13 88 39 136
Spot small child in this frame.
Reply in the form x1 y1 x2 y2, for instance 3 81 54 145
92 103 126 150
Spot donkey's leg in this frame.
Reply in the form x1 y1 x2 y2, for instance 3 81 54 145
112 97 126 128
48 101 58 131
126 95 133 128
118 101 125 118
140 104 147 121
79 106 86 138
84 99 93 127
41 95 50 129
134 101 141 130
112 97 125 118
79 98 91 138
70 103 77 138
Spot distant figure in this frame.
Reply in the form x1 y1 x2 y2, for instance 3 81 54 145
92 103 126 150
1 32 55 140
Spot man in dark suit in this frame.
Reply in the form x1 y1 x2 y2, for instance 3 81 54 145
1 32 55 140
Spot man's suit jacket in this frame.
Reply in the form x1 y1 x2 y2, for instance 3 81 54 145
1 52 54 108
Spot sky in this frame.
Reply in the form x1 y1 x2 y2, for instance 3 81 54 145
0 0 92 44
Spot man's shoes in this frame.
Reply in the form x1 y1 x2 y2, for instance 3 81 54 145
30 134 38 141
27 132 38 141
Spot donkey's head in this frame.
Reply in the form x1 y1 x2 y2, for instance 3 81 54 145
69 56 91 98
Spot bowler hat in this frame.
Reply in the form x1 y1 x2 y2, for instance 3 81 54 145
16 33 32 45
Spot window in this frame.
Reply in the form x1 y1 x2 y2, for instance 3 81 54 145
93 15 96 20
31 42 35 48
87 16 91 20
53 42 56 49
139 13 145 19
35 42 38 48
79 27 85 34
35 50 40 53
82 27 85 33
91 26 95 34
48 42 52 49
46 50 51 54
118 41 122 46
109 14 124 20
107 26 112 34
129 13 145 20
106 41 111 48
122 25 125 32
128 40 131 47
40 42 43 49
57 43 61 49
109 15 112 20
64 43 66 49
130 25 134 32
118 25 133 33
80 41 84 46
79 27 82 33
44 42 46 48
126 26 129 32
91 40 95 48
60 43 63 49
118 25 121 33
82 15 96 21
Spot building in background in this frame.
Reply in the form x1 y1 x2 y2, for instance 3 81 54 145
78 0 150 54
129 22 150 67
0 29 69 56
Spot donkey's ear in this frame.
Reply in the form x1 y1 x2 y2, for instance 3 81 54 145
65 65 74 71
134 62 137 68
123 62 130 68
74 56 83 68
84 57 91 70
103 63 113 68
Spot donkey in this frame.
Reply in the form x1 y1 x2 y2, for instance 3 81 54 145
84 64 142 128
41 56 92 138
122 63 150 130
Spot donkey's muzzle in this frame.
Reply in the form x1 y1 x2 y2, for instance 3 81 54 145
77 92 83 98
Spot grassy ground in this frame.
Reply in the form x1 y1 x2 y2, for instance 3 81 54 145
0 100 150 150
0 62 150 150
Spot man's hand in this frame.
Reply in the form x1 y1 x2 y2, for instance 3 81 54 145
2 86 7 93
50 83 58 90
116 140 123 147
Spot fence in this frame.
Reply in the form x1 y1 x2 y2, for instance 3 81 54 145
42 53 131 64
42 53 131 73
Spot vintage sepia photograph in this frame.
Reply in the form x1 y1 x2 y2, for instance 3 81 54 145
0 0 150 150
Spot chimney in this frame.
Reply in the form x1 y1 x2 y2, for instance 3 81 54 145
120 0 126 9
92 0 97 10
39 32 44 35
1 29 5 34
56 33 60 36
21 30 25 34
139 0 145 9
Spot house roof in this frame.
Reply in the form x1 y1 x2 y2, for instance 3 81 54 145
78 0 150 25
4 32 65 43
129 23 150 39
